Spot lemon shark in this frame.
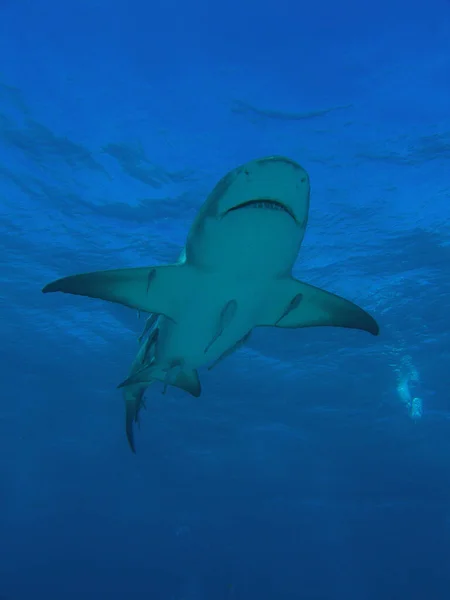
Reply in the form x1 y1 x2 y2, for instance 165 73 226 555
42 156 379 452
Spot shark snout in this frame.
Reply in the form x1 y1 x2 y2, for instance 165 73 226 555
214 155 310 228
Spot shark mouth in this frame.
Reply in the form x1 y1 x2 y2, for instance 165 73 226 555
225 198 297 221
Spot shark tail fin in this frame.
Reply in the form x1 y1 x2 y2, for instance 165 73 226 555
42 264 194 321
258 277 379 336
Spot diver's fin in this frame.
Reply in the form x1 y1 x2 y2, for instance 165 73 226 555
173 369 201 397
258 277 379 335
42 264 192 320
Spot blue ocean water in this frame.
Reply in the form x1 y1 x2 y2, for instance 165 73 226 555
1 0 450 598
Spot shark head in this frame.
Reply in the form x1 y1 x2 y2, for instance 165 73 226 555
215 156 310 228
185 156 311 276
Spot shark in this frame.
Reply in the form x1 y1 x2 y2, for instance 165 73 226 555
42 156 379 452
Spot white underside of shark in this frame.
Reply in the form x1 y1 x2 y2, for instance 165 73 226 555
43 156 379 452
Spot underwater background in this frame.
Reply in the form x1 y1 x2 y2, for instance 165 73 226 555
1 0 450 598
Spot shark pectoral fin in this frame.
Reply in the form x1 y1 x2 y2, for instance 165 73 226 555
173 369 201 397
42 264 190 320
259 278 379 336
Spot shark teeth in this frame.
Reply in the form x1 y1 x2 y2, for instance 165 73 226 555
226 198 296 221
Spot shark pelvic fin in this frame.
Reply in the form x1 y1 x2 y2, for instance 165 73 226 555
258 277 379 336
118 365 201 398
42 264 192 320
173 368 201 397
121 367 200 453
162 360 183 395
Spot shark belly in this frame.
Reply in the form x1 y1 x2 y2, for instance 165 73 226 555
188 209 300 278
155 271 266 370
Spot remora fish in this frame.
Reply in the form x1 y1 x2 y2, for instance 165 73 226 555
42 156 379 451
